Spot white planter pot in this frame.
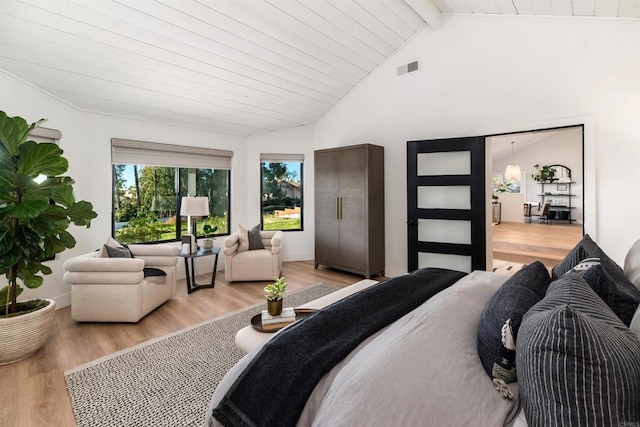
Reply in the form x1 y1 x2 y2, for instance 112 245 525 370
0 298 56 365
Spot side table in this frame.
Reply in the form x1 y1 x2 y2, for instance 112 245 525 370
178 246 220 294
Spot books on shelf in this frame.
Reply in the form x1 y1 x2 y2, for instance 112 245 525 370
261 307 296 330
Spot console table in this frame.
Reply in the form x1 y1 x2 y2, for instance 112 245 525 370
178 246 220 294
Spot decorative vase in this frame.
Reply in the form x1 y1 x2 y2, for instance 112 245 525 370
267 299 283 316
0 298 56 365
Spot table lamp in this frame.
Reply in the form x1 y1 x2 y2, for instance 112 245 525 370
180 196 209 239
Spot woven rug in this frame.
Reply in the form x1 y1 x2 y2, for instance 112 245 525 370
65 283 339 427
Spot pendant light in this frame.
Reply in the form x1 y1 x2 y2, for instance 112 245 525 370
504 141 521 182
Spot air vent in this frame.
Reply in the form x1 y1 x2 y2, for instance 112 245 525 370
397 61 419 76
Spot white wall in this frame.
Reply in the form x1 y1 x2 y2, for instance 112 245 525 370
313 15 639 275
245 125 315 261
1 70 246 308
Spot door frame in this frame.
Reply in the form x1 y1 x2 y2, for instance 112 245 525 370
481 115 596 267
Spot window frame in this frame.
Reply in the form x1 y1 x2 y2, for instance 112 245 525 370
259 158 304 232
111 165 231 244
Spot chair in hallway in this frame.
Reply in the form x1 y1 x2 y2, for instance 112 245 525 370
524 203 532 223
534 202 552 224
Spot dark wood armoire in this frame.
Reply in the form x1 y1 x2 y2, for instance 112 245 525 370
314 144 384 279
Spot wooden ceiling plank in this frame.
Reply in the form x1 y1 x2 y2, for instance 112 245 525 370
47 89 278 136
478 1 504 14
8 1 343 106
164 0 368 82
594 0 620 16
382 0 427 28
512 0 536 14
531 0 555 15
352 0 422 39
1 24 335 116
551 0 574 15
572 0 596 16
104 0 360 91
0 37 326 120
52 0 349 101
1 58 311 129
300 0 397 55
448 0 474 14
495 0 518 14
432 0 457 13
259 0 385 64
198 0 377 71
617 0 640 17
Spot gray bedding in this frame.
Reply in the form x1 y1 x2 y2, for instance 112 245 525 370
206 271 521 427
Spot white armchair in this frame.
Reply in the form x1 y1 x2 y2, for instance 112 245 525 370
224 230 283 282
63 244 179 323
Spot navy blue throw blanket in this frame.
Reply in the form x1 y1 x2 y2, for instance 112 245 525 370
212 268 466 427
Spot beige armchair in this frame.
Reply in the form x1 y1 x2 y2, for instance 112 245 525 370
63 244 178 322
224 230 283 282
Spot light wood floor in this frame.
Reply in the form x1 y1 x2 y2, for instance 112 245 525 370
492 221 583 268
0 261 367 427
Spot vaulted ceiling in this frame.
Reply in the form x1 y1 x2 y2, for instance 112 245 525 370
1 0 638 136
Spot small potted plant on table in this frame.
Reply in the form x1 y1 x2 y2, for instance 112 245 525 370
264 277 288 316
201 224 217 249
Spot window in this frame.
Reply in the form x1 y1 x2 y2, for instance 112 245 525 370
260 154 303 231
111 139 232 244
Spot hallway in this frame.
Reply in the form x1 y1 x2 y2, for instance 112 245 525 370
492 222 583 269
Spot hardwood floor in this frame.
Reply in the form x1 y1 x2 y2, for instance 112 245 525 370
492 221 583 268
0 261 367 427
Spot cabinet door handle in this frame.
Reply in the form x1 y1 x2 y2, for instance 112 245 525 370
339 197 343 220
336 197 340 220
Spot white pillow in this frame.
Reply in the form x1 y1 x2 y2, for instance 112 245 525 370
237 225 249 252
624 238 640 289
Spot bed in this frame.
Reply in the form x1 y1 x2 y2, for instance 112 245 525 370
206 235 640 427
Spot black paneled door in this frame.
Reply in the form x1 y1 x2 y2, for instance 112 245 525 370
407 137 486 273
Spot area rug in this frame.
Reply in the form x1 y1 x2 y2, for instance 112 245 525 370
65 283 339 427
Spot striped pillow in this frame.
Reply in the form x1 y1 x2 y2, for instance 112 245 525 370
516 273 640 426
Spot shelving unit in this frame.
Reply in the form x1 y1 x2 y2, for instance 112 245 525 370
538 181 576 223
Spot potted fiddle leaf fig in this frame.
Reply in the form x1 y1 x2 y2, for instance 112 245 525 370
264 277 288 316
0 111 97 364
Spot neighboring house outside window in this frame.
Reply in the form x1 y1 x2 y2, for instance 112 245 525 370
260 154 304 231
111 139 232 244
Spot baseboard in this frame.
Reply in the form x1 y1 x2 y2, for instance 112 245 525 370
282 252 314 262
53 292 71 309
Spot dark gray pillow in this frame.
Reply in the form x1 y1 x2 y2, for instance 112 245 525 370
476 261 550 398
551 233 598 278
104 244 132 258
248 224 265 250
571 256 640 326
517 274 640 425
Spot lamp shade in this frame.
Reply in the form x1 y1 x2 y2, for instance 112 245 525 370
504 163 521 182
180 196 209 217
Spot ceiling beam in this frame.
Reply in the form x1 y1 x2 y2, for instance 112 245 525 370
404 0 444 30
